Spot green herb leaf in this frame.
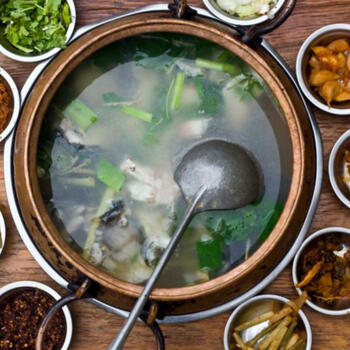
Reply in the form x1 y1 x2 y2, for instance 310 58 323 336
196 238 222 271
97 158 125 192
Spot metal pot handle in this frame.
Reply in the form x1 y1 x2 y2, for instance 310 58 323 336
35 279 165 350
168 0 296 44
236 0 297 44
35 279 92 350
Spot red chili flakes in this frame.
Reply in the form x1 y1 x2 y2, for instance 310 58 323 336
0 288 66 350
0 82 12 133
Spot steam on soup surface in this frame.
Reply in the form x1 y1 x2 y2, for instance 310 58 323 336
37 33 292 287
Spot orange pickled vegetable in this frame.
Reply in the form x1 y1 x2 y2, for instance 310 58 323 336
319 81 343 105
309 55 320 69
308 38 350 105
309 70 340 86
334 91 350 102
327 38 350 52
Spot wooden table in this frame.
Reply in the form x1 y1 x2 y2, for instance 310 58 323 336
1 1 350 349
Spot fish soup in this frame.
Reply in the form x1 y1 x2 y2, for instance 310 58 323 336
37 33 292 287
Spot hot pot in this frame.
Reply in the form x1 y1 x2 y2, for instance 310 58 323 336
4 0 322 342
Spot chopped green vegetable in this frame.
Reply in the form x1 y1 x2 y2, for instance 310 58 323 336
196 238 222 271
63 99 98 131
97 158 125 192
230 72 265 101
171 72 186 110
205 201 283 244
121 105 153 123
0 0 72 54
165 78 175 119
194 77 205 100
195 58 239 74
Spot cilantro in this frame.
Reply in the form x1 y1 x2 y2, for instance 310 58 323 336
196 238 223 271
0 0 72 54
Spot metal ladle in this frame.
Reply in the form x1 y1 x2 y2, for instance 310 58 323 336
108 139 263 350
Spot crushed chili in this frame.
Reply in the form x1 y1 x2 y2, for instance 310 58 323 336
0 288 66 350
297 233 350 310
0 82 12 133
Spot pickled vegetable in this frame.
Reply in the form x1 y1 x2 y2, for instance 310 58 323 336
307 38 350 106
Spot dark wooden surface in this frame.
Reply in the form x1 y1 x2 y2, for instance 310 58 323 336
1 1 350 349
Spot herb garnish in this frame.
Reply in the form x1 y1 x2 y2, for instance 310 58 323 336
0 0 72 54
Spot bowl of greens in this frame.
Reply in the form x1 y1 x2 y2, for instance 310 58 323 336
0 0 76 62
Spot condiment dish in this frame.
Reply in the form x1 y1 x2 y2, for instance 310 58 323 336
0 0 76 63
202 0 286 26
329 130 350 208
293 227 350 316
296 23 350 115
0 67 20 142
0 281 73 349
224 294 312 350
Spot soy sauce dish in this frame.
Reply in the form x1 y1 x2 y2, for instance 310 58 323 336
224 294 312 350
329 130 350 208
0 281 72 350
293 227 350 315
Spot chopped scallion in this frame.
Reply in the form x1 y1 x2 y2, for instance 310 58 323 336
121 105 153 123
171 72 186 110
195 58 238 74
63 99 98 131
97 158 125 192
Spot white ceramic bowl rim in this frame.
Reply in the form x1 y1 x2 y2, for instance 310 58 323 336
329 130 350 208
0 209 6 256
0 281 73 350
223 294 312 350
202 0 286 26
292 227 350 316
0 67 21 142
0 0 76 63
296 23 350 116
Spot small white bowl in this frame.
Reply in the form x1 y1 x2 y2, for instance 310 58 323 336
329 130 350 208
224 294 312 350
0 67 21 142
293 227 350 316
0 0 76 63
202 0 286 26
0 209 6 256
0 281 73 349
296 24 350 116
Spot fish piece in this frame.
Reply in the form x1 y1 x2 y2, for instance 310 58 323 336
121 158 179 207
103 224 140 251
179 119 210 139
100 200 126 226
111 240 140 264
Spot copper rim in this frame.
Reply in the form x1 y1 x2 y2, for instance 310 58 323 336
13 15 305 301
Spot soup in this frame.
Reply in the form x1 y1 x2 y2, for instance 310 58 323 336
37 33 292 288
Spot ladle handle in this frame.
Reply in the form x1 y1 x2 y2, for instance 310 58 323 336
107 187 206 350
